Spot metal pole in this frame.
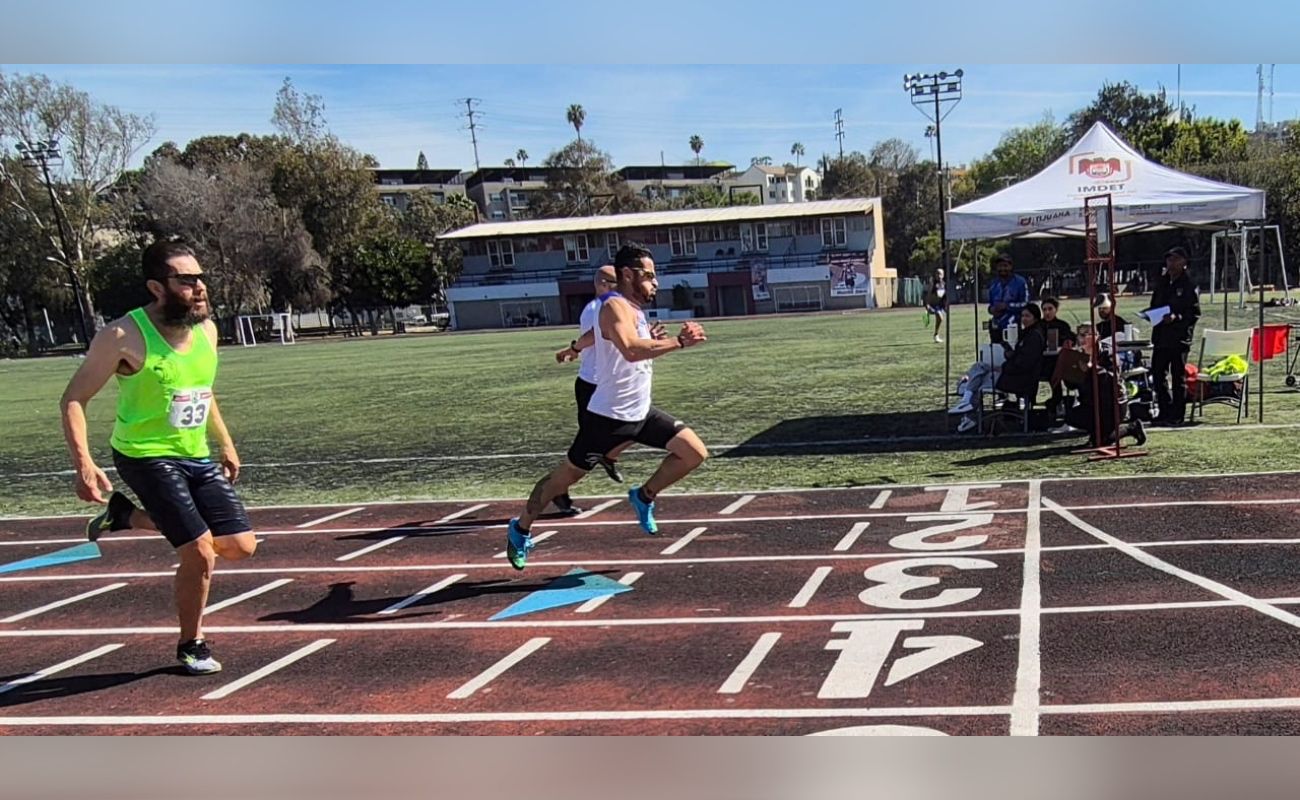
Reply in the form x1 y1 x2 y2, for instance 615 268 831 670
973 241 980 364
1260 224 1266 423
935 90 952 414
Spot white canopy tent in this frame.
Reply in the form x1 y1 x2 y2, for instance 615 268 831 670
946 121 1265 241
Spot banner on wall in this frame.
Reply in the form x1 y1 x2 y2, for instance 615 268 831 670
828 255 870 297
747 257 771 301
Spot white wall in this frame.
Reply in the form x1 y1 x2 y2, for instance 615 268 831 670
448 281 559 302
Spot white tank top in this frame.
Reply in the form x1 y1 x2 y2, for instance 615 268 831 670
587 293 653 422
576 297 601 385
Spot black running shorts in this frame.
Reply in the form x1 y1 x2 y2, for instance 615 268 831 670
112 449 253 549
574 377 597 425
565 406 686 471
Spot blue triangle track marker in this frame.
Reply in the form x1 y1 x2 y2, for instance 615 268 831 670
0 542 102 575
490 568 633 621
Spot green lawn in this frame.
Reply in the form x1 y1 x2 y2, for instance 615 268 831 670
3 296 1299 516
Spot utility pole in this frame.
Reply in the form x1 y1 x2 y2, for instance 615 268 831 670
459 97 483 170
833 109 845 160
15 138 93 349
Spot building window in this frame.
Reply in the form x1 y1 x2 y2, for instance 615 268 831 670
486 240 500 267
433 192 445 204
806 190 817 201
381 177 403 185
806 176 815 188
499 239 514 267
491 210 505 219
669 227 696 257
380 195 398 207
511 192 529 208
489 192 503 202
565 234 590 264
606 231 619 258
755 223 768 251
821 217 847 248
769 190 777 199
797 218 816 236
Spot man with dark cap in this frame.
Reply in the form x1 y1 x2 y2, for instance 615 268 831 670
1146 246 1201 426
987 254 1029 331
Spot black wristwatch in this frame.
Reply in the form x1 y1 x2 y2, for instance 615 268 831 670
570 339 579 352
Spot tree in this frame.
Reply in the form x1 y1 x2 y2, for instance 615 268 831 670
566 104 586 143
269 78 386 308
689 135 704 166
0 70 156 331
750 155 773 166
504 158 515 168
398 190 478 301
791 142 805 167
966 115 1070 196
516 148 529 167
529 139 645 218
1066 81 1174 148
0 158 64 355
417 150 429 170
650 183 759 211
820 151 874 198
338 229 429 333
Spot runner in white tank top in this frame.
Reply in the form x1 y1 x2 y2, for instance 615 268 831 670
506 244 711 569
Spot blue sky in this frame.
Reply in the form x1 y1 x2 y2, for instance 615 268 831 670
4 64 1295 172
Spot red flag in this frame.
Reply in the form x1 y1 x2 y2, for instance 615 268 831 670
1252 324 1290 362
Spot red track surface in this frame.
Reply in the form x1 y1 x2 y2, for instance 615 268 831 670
2 473 1300 735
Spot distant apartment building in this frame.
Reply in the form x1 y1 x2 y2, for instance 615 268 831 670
617 164 735 201
372 169 469 212
725 163 821 204
464 167 556 221
438 198 892 330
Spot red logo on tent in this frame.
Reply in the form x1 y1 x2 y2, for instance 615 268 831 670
1070 154 1131 182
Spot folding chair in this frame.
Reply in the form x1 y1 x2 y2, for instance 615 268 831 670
1191 328 1253 424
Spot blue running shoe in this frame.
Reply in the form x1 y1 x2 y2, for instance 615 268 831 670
506 518 534 570
628 486 658 535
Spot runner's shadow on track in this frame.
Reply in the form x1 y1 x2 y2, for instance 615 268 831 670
0 666 181 708
721 412 1055 458
256 574 617 623
335 512 587 543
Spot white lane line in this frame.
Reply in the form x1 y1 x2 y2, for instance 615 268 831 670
20 534 1300 586
0 644 125 696
20 593 1300 637
574 572 643 613
436 503 490 523
833 522 871 552
378 574 467 615
1010 479 1042 737
788 567 834 608
1044 498 1300 630
201 639 335 701
336 536 406 562
25 695 1300 727
660 527 707 556
493 531 556 558
719 495 755 515
297 507 365 528
574 499 622 519
869 490 892 509
447 637 550 700
0 705 1011 726
717 632 782 694
204 579 294 615
1 583 128 623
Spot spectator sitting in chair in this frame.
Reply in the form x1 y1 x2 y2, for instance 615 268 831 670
1052 327 1147 445
950 305 1045 433
949 330 1010 432
1094 294 1129 341
987 254 1029 331
1039 297 1076 420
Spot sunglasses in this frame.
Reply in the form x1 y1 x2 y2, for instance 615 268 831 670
167 273 205 287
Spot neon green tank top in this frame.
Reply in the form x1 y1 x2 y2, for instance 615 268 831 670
110 308 218 459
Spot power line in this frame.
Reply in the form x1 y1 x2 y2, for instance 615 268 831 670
458 97 482 170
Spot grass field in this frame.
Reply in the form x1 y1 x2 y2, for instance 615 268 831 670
3 296 1299 517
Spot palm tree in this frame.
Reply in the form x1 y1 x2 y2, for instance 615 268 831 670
689 135 704 166
791 142 805 167
516 148 529 167
566 104 586 142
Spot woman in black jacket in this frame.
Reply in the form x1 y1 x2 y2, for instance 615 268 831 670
996 303 1046 402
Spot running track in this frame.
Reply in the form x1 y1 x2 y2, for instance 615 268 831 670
2 473 1300 735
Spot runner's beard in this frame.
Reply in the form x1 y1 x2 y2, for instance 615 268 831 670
161 287 210 326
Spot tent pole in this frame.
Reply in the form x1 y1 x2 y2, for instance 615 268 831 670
1260 223 1266 423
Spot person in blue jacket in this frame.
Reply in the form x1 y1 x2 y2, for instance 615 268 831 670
987 253 1029 331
